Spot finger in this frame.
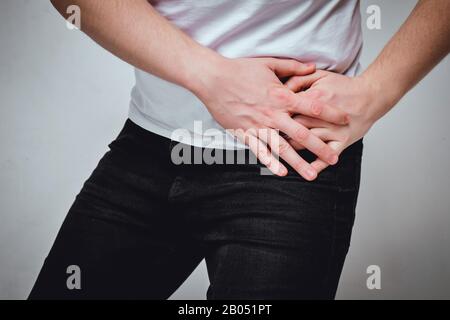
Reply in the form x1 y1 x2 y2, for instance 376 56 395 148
310 141 343 174
310 159 329 175
259 129 318 181
291 92 349 125
285 72 326 92
287 127 337 150
263 58 316 78
286 137 304 151
309 127 338 142
276 115 339 165
235 129 288 176
292 114 334 129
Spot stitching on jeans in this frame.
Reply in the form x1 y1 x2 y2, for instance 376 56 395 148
322 163 339 294
206 244 231 299
323 196 338 295
323 152 363 294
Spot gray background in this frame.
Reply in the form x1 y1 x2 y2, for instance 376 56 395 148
1 0 449 300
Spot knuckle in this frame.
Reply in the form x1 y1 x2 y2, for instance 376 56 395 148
260 154 274 167
269 87 286 100
257 127 271 141
287 78 299 89
293 126 310 141
308 89 322 99
310 100 322 115
319 143 331 158
264 117 276 128
269 87 292 106
260 106 276 118
301 98 312 113
293 161 305 174
256 146 269 161
342 113 351 124
286 59 297 69
277 141 291 156
248 127 261 138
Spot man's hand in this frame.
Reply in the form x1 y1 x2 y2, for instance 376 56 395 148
284 0 450 176
49 1 349 180
50 0 448 180
193 58 349 180
285 70 381 174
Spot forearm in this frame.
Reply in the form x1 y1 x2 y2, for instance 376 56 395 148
360 0 450 121
50 0 223 93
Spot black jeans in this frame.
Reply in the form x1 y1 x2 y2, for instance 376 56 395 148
29 119 363 300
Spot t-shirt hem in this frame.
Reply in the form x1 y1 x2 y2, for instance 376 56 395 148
128 103 248 150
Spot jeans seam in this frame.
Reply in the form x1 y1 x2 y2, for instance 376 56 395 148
322 164 339 293
206 244 231 299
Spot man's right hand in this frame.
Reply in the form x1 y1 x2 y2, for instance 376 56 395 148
192 57 349 180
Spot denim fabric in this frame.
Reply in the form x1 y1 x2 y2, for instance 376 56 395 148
29 119 363 300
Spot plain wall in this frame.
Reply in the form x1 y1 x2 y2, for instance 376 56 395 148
0 0 449 300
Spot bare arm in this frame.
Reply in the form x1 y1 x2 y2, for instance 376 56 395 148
286 0 450 173
361 0 450 122
50 0 219 93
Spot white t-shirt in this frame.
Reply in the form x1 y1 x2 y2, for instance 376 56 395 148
129 0 362 149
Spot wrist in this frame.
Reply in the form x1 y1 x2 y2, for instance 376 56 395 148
180 47 229 99
357 71 397 124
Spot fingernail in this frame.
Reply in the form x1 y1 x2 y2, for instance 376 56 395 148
306 168 317 180
329 155 338 165
306 62 315 68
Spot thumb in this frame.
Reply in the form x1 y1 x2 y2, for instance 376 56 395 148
264 58 316 78
285 71 325 92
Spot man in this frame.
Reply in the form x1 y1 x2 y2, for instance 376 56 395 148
30 0 449 299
